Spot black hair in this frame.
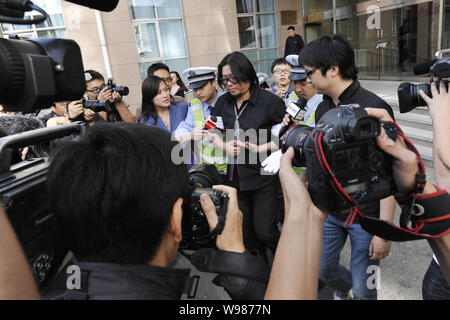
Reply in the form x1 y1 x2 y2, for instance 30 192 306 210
217 51 258 90
271 58 291 73
85 69 105 82
139 76 167 123
47 122 190 264
147 62 170 78
299 34 358 81
288 26 295 31
170 71 188 92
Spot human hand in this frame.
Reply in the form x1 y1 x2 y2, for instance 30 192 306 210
200 185 245 253
419 80 450 122
275 87 287 100
109 91 122 104
261 149 282 174
97 86 112 102
364 108 434 196
369 236 391 260
46 116 71 127
83 108 96 123
244 141 259 153
282 113 291 127
225 140 241 157
191 128 207 141
279 147 327 223
67 100 83 119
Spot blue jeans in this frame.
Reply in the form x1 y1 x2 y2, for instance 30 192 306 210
319 214 378 300
422 259 450 300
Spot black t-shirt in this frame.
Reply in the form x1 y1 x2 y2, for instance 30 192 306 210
284 34 305 57
314 80 395 221
211 86 286 191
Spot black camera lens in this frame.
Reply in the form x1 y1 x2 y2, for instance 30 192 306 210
280 124 313 167
397 82 429 113
112 86 129 96
81 98 107 112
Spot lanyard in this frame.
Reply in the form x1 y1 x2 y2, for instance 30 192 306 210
233 101 249 133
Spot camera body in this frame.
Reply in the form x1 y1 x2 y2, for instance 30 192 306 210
80 98 108 113
181 164 227 250
281 105 395 215
106 78 129 97
398 57 450 113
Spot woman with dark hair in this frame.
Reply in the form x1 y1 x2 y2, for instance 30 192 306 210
209 51 286 259
170 71 188 98
139 76 187 133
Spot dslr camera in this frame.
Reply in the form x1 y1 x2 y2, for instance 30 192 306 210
105 78 129 97
181 164 228 251
280 104 395 215
80 98 108 113
397 57 450 113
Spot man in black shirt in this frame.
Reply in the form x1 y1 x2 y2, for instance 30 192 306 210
299 34 396 300
284 26 305 58
210 51 286 258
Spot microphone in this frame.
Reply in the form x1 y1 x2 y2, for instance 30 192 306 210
0 114 44 137
64 0 119 12
203 116 217 130
413 59 438 75
278 97 308 138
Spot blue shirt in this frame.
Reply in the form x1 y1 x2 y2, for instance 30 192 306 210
173 91 224 139
140 101 188 134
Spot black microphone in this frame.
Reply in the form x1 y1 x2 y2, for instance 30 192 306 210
64 0 119 12
413 59 438 75
278 97 308 138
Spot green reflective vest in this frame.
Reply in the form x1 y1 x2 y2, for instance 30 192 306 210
191 98 227 174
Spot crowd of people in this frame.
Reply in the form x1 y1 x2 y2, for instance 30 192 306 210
0 29 448 301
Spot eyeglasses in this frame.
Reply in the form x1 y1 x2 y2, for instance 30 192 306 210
86 87 102 94
162 77 173 86
220 76 239 86
305 67 318 79
273 69 291 75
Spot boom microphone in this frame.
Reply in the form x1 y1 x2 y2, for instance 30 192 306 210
64 0 119 12
413 59 438 75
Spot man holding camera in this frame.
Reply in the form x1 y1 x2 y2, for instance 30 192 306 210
300 34 396 300
84 70 136 123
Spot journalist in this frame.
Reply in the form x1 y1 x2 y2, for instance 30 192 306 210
300 34 397 300
84 70 136 123
45 123 269 300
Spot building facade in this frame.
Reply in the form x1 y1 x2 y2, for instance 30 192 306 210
1 0 449 115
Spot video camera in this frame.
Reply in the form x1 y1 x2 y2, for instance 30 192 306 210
397 57 450 113
280 104 396 215
181 164 228 251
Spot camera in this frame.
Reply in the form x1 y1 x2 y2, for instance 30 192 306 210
180 164 228 250
0 37 85 113
106 78 129 97
397 57 450 113
80 98 108 113
280 104 395 215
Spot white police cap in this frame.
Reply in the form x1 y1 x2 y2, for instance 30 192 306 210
257 72 268 85
182 67 217 89
286 55 307 81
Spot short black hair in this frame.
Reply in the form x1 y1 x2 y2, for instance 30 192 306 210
147 62 170 78
271 58 291 73
288 26 295 31
84 69 104 82
299 34 358 81
218 51 258 90
47 122 190 264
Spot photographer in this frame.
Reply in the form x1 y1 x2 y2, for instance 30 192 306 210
419 81 450 299
45 123 267 300
84 70 136 124
300 34 397 300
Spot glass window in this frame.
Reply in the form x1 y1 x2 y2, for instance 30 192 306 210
36 29 66 38
165 58 189 80
257 14 276 48
134 23 160 59
304 0 332 16
238 17 256 48
236 0 254 14
443 0 450 50
256 0 274 13
156 0 181 18
159 20 187 58
129 0 156 19
259 48 277 60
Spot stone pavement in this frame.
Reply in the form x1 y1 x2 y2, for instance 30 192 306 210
174 80 437 301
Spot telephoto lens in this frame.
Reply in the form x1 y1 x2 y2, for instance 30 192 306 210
80 98 108 112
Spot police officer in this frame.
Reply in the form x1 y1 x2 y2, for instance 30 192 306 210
174 67 227 173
